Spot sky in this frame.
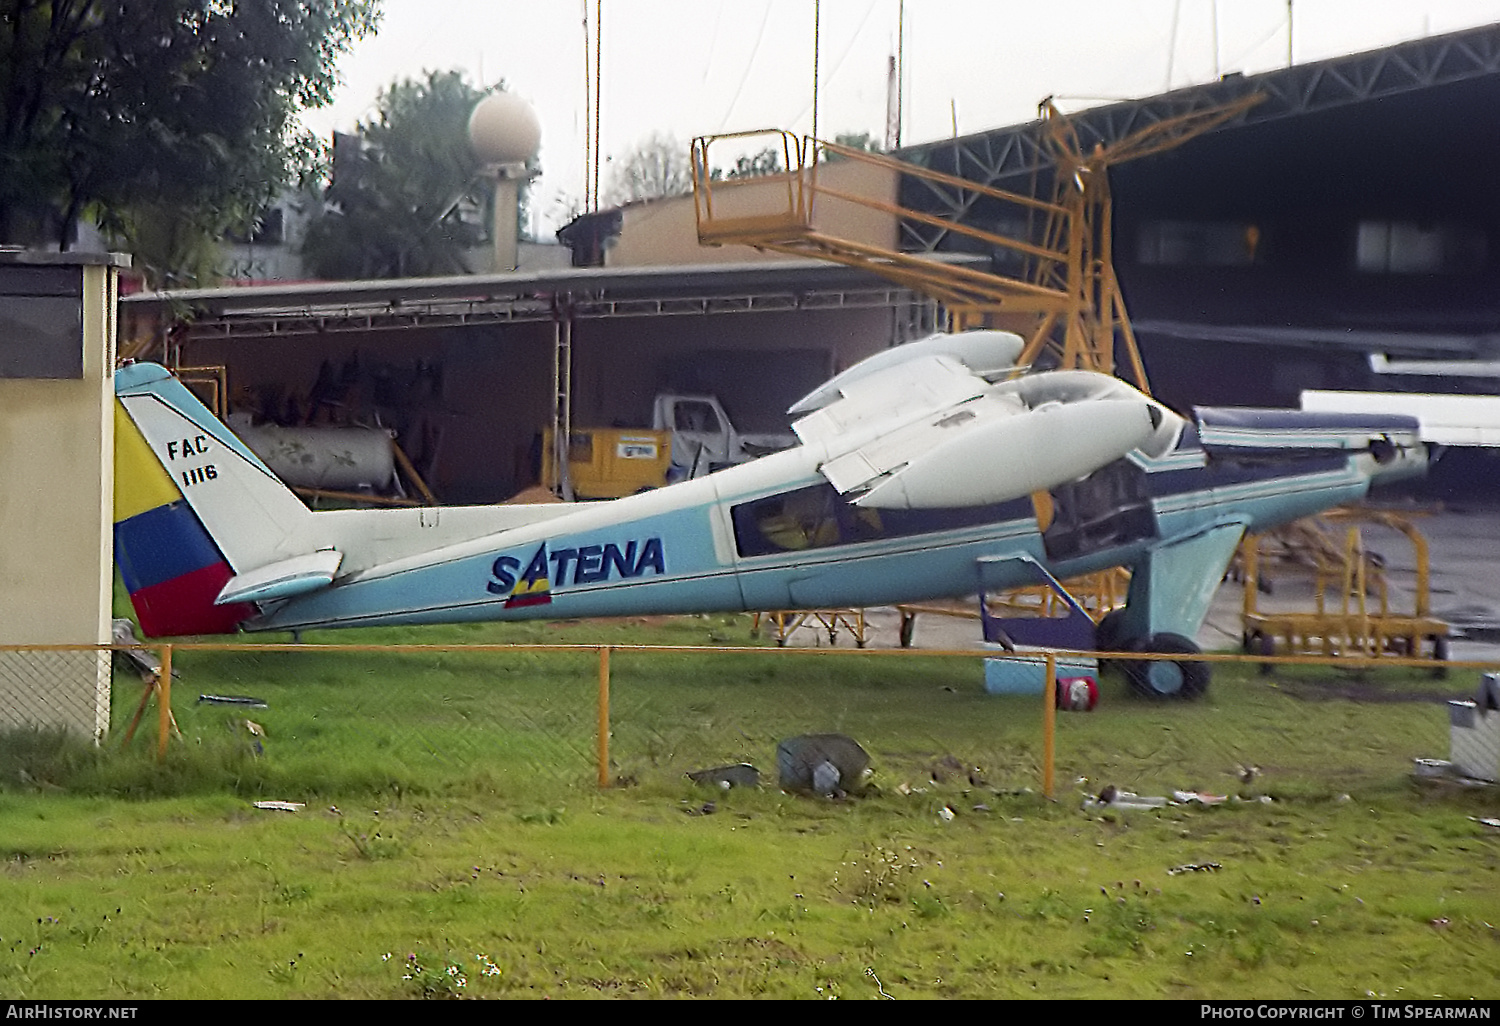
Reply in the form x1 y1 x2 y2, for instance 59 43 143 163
298 0 1500 235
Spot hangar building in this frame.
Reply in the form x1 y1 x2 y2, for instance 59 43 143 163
895 21 1500 411
122 22 1500 502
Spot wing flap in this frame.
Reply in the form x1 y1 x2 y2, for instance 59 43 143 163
792 355 989 453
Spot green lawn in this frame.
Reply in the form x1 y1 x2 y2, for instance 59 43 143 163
1 614 1496 999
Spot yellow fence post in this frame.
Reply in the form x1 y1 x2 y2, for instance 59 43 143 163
156 644 172 764
1042 651 1056 800
597 646 612 788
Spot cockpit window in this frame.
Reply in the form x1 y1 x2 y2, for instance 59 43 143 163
732 483 1032 557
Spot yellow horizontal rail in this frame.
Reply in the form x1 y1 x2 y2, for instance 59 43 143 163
0 641 1488 669
5 640 1485 797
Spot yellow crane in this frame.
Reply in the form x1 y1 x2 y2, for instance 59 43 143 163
691 93 1262 395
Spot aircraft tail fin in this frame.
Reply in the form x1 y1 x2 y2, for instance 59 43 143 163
114 363 312 637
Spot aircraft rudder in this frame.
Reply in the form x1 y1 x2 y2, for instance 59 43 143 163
114 363 310 576
112 395 256 637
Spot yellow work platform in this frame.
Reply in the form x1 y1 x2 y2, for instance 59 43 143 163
1240 508 1450 674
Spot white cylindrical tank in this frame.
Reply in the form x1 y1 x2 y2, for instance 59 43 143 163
230 418 396 491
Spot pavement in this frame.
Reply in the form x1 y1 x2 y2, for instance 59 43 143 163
770 508 1500 667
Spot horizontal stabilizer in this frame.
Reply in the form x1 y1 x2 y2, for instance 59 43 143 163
216 550 344 605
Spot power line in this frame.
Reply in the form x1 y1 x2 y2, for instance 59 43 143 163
717 1 775 132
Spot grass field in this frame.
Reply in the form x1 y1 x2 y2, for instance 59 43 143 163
1 613 1498 999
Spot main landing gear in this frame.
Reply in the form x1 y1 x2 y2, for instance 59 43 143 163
1094 611 1210 700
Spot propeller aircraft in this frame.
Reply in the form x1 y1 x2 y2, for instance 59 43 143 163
112 330 1427 697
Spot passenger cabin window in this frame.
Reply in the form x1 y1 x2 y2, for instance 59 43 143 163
1356 220 1486 274
1136 221 1260 266
731 483 1032 558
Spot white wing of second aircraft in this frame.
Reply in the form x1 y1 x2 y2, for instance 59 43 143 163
1301 389 1500 446
795 350 1184 509
788 329 1025 416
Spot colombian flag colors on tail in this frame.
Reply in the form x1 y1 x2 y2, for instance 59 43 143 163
114 363 320 637
113 401 255 636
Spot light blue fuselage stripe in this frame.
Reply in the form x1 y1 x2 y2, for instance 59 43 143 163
251 454 1371 633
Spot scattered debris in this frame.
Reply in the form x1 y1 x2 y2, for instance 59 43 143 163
1168 862 1222 875
1413 758 1454 778
110 619 168 682
197 694 269 708
237 718 265 756
1412 758 1496 787
930 753 966 786
937 805 955 822
1471 816 1500 829
776 734 870 797
1083 782 1269 812
1056 676 1099 711
681 801 717 816
686 763 760 790
1084 786 1167 812
253 801 305 812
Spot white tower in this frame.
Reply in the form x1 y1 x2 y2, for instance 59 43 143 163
467 92 542 273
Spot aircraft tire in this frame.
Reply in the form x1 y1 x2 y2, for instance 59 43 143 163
1124 633 1209 700
1430 634 1450 680
1248 630 1275 675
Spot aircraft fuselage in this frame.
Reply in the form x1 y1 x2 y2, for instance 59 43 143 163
249 429 1414 633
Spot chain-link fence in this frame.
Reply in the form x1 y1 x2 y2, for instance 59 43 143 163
1 639 1497 802
0 647 111 739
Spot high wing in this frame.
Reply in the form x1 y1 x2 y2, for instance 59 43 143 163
789 333 1185 510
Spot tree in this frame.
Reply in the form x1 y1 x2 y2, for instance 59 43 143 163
300 69 519 280
824 131 882 162
724 147 784 179
0 0 378 286
604 132 694 205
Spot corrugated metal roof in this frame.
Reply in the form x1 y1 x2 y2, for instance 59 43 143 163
121 253 988 318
